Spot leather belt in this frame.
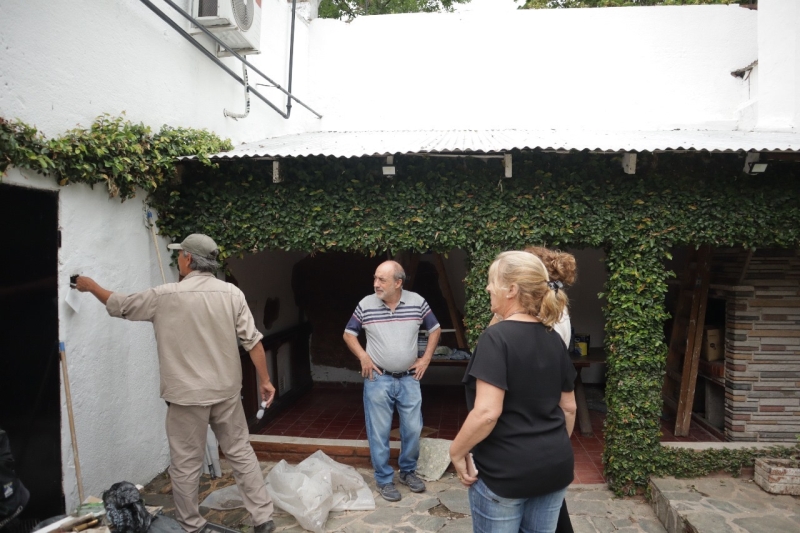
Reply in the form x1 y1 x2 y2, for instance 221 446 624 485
377 367 415 378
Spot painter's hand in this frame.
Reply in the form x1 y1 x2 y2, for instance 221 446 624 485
359 354 381 380
74 276 97 293
261 379 276 408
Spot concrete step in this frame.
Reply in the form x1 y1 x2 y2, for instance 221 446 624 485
249 434 398 468
649 476 800 533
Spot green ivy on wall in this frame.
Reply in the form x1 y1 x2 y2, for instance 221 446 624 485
2 115 799 495
1 115 231 200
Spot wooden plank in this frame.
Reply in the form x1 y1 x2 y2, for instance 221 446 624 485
674 245 712 436
663 288 693 401
666 369 683 384
663 395 677 412
433 253 468 350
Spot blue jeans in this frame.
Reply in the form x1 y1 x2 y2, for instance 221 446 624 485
363 372 422 485
469 478 567 533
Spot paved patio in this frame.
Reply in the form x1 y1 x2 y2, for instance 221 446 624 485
140 459 665 533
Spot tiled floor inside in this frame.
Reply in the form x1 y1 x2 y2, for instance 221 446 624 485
257 383 720 485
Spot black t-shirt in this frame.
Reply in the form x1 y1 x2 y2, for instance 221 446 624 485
463 320 577 498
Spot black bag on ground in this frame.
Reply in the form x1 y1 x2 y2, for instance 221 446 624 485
0 429 30 530
102 482 152 533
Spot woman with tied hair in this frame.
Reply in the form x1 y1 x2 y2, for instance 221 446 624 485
450 251 577 533
490 247 577 343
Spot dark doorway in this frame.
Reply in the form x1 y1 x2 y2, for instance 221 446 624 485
0 184 64 522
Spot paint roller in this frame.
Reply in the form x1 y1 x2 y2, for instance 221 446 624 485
256 401 268 420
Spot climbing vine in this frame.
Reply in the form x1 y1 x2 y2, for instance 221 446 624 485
1 114 231 200
2 115 800 495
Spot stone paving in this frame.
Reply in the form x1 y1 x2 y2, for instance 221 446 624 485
140 460 665 533
650 476 800 533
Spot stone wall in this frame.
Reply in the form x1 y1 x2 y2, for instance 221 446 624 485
712 249 800 441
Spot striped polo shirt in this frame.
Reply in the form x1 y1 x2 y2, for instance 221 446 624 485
345 290 440 372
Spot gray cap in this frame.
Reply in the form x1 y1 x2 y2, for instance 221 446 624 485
167 233 219 260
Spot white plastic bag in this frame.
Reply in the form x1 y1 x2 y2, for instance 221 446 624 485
199 484 243 510
265 451 374 533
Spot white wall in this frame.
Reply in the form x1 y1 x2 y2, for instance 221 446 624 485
0 0 317 511
757 0 800 131
0 0 318 140
308 6 757 132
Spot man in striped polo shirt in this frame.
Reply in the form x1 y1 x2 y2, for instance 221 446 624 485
343 260 441 501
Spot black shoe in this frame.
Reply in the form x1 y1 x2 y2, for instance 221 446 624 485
377 482 402 502
398 471 426 493
253 521 275 533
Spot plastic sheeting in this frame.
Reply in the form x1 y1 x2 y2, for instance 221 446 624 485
266 451 375 533
200 451 374 533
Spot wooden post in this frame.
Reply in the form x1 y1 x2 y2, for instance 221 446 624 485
59 342 85 505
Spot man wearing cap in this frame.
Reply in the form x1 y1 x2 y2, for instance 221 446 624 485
343 260 441 502
76 234 276 533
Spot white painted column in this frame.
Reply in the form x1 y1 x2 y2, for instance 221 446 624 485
756 0 800 131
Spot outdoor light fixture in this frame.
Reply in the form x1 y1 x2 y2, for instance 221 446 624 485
743 152 767 175
383 155 396 177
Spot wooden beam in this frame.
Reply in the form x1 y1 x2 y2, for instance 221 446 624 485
674 245 712 436
738 248 755 285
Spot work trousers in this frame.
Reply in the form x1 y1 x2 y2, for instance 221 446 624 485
166 394 273 532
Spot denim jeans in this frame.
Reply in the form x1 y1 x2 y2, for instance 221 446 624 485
363 371 422 485
469 478 567 533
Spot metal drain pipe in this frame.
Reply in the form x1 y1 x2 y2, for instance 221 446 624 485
286 0 298 118
224 63 251 120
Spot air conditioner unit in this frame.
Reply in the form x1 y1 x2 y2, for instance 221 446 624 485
191 0 262 56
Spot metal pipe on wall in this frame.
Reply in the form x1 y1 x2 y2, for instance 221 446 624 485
143 0 322 119
138 0 289 118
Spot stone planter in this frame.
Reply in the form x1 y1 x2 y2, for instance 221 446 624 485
754 457 800 496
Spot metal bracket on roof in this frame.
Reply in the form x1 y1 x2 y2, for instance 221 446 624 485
731 60 758 80
383 156 396 178
503 153 512 178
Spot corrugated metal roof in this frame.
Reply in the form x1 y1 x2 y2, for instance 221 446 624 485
190 129 800 160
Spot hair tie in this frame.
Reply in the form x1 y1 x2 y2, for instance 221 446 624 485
547 280 563 293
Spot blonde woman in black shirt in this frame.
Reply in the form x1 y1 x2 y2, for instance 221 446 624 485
450 251 577 533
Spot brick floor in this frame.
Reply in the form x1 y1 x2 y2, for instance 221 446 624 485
257 383 721 485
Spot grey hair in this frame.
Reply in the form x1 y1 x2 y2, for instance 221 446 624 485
393 264 406 285
183 250 219 273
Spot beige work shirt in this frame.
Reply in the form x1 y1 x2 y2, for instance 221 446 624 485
106 271 263 405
